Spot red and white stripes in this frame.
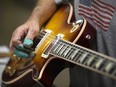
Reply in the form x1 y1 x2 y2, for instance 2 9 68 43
78 0 115 31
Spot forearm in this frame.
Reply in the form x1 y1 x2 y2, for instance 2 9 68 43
28 0 57 26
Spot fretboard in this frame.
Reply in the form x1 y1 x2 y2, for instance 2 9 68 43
49 39 116 80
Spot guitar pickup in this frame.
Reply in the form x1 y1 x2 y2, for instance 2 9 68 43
41 34 64 58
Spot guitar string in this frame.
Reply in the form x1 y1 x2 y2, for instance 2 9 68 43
30 31 116 74
37 32 115 65
51 44 116 75
50 40 116 71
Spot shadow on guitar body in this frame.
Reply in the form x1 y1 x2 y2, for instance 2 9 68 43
1 74 36 87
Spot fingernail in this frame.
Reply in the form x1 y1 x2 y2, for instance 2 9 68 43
23 38 33 48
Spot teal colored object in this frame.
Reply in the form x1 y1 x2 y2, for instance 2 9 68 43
14 49 28 58
15 44 24 51
14 38 34 58
23 38 33 48
14 43 34 58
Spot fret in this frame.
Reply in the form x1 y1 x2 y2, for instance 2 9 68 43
94 58 104 69
85 55 95 66
52 42 61 53
65 47 75 59
62 46 71 57
58 44 68 56
103 62 114 73
69 49 80 60
77 52 88 63
113 70 116 76
57 43 68 56
83 54 91 64
54 42 63 54
72 50 82 62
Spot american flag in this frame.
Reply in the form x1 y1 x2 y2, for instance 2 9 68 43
78 0 115 31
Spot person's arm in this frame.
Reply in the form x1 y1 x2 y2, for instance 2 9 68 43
10 0 58 51
29 0 57 26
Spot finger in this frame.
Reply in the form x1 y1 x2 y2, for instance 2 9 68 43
25 27 38 41
9 38 21 51
24 27 38 48
14 49 29 58
16 44 33 53
23 38 33 48
15 44 24 50
14 47 35 58
9 26 27 50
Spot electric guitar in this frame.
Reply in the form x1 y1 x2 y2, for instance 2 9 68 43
2 3 116 87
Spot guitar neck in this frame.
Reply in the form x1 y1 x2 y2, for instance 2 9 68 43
49 39 116 80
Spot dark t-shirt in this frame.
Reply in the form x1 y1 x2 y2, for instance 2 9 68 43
69 0 116 87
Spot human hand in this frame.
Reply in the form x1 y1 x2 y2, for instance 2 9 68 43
10 20 39 58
